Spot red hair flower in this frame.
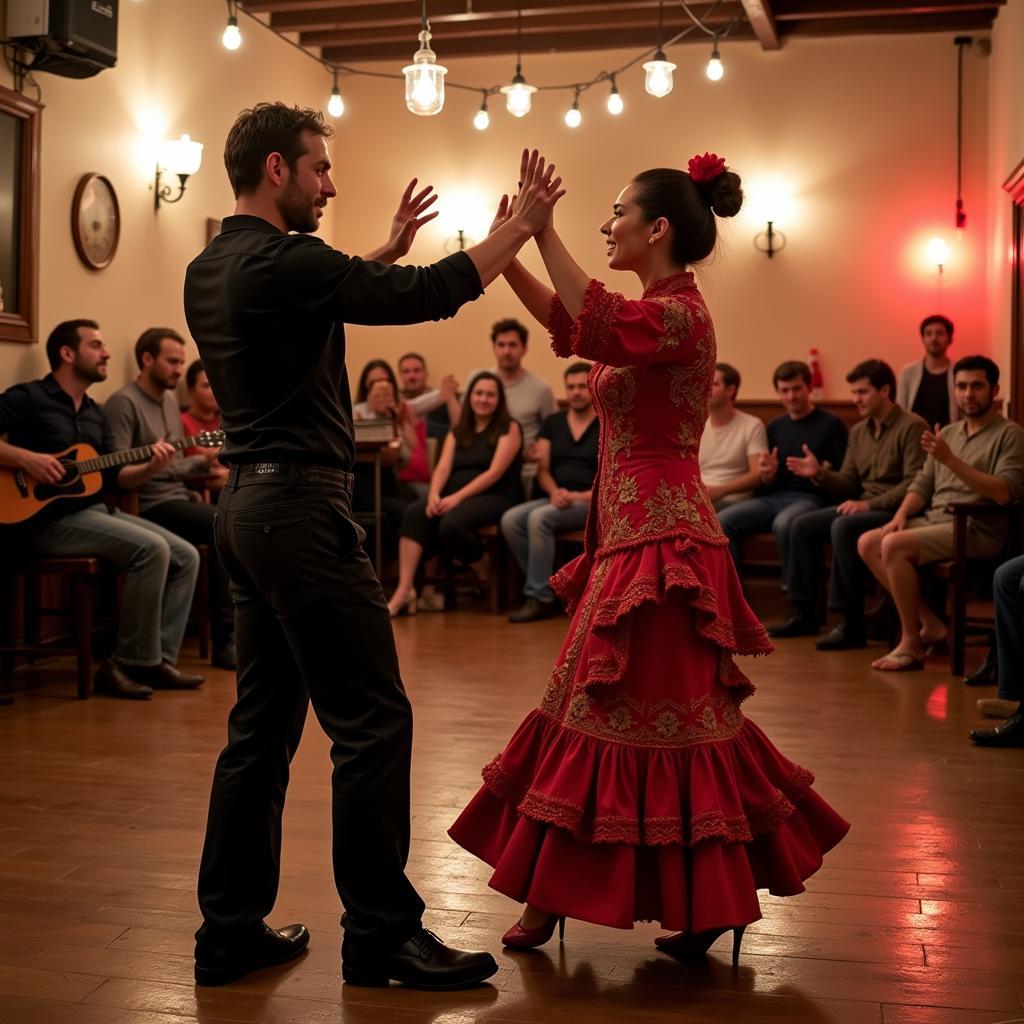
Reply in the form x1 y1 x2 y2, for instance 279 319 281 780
688 152 726 183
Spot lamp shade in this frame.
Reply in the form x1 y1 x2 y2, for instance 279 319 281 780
160 134 203 176
926 237 951 267
402 32 447 116
643 54 676 98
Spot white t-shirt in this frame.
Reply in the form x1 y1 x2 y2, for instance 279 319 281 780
699 409 768 502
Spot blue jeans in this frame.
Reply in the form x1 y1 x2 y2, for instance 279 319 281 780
28 503 200 666
993 555 1024 702
501 497 590 603
717 491 829 570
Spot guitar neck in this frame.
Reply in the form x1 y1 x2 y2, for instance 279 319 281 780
76 435 205 475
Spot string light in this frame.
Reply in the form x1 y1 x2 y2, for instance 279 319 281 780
706 34 724 80
222 1 240 50
606 75 624 115
402 1 446 116
473 95 490 130
642 1 675 98
564 89 582 128
328 71 344 117
501 5 536 117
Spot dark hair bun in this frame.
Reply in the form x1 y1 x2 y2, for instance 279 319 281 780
707 170 743 218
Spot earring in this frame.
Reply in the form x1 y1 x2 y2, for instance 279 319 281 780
648 237 655 245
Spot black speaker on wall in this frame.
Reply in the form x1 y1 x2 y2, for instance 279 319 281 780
6 0 118 79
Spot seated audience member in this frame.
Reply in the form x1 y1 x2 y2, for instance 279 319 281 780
717 360 849 570
699 362 768 510
897 314 958 429
105 328 235 671
470 318 557 492
389 372 523 617
352 360 420 553
858 356 1024 671
769 359 927 645
502 362 597 623
397 351 461 442
181 359 228 495
0 320 202 699
970 553 1024 747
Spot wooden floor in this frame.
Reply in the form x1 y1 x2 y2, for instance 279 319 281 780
2 590 1024 1024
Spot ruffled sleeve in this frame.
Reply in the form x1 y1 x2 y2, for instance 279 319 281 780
564 279 712 368
548 293 575 357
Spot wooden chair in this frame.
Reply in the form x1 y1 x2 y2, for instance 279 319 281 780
441 524 508 614
924 501 1024 676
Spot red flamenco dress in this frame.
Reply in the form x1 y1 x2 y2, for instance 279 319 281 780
449 273 850 933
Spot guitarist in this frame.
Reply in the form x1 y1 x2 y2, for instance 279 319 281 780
0 320 204 700
105 328 235 670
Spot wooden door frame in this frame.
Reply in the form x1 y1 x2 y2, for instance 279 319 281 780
1004 157 1024 424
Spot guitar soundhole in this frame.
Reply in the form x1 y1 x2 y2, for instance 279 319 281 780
34 461 84 502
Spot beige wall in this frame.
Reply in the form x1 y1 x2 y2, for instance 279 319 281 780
987 1 1024 405
0 0 1003 405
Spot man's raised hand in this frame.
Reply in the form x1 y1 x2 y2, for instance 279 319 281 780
384 179 440 261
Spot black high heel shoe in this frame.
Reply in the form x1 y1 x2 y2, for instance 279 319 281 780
654 925 746 965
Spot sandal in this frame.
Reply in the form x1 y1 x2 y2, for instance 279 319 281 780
872 650 925 672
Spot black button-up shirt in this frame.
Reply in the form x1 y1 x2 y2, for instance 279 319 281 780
183 214 483 471
0 374 118 522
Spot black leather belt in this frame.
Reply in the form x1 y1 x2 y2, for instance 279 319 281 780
229 462 354 494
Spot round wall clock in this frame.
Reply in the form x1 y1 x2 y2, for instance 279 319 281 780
71 173 120 270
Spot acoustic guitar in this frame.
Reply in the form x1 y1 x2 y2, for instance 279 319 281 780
0 431 225 525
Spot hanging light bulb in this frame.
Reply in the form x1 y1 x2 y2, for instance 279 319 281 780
706 35 724 81
564 90 582 128
927 237 951 269
606 76 624 115
642 3 674 98
328 71 344 118
222 2 241 50
643 50 676 98
501 7 536 117
402 2 447 116
473 96 490 131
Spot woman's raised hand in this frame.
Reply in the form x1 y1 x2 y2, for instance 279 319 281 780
488 194 513 236
511 149 565 236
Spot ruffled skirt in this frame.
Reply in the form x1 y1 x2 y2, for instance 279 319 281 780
448 536 850 931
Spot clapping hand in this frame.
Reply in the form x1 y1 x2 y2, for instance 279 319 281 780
384 179 439 260
511 149 566 236
785 443 821 479
758 447 779 483
921 423 952 464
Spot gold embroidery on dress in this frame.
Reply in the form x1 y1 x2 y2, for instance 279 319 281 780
652 297 695 352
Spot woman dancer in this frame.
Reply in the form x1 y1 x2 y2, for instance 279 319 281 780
449 151 850 961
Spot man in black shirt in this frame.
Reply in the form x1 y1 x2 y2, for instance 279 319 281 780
0 320 203 700
502 362 597 622
718 360 848 579
896 314 958 429
183 103 563 990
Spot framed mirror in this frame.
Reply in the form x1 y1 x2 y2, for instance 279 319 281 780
0 84 42 346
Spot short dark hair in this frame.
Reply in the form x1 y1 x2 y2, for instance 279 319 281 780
491 318 528 346
845 359 896 398
224 102 335 199
564 361 591 380
398 352 426 369
953 354 999 387
135 328 185 370
186 358 205 390
773 360 812 388
716 362 741 398
356 358 399 404
45 319 98 371
920 314 954 338
454 371 513 448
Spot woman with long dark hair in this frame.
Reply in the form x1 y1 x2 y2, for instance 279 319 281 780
449 151 849 960
388 372 523 617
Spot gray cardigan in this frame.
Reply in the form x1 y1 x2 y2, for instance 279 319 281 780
896 360 959 426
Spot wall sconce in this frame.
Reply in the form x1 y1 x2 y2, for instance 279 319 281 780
443 229 476 254
926 236 951 273
754 221 786 258
155 134 203 211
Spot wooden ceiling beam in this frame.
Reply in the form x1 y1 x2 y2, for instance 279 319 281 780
772 0 1001 19
781 10 1000 34
739 0 780 49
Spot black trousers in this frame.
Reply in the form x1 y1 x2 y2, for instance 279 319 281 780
143 498 233 647
400 493 517 564
197 469 424 948
785 507 891 622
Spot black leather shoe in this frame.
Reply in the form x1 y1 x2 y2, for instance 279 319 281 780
963 649 998 687
815 622 867 650
766 614 820 639
970 711 1024 748
342 927 498 990
211 641 237 671
94 660 152 700
508 598 557 623
195 922 310 986
136 661 205 690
